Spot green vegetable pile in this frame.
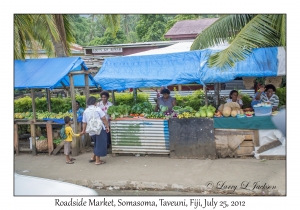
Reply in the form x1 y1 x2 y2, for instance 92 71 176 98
131 102 153 114
196 105 216 118
107 104 131 120
144 112 166 119
172 106 194 114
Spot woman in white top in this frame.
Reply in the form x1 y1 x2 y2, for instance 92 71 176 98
97 91 113 149
82 96 110 165
226 90 243 108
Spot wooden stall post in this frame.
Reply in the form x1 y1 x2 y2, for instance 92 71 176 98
46 88 51 112
204 86 208 106
214 83 220 107
111 90 115 105
31 89 37 155
14 124 19 155
133 88 137 105
178 85 182 91
252 130 260 147
69 74 79 156
46 121 54 155
30 123 37 155
84 73 90 108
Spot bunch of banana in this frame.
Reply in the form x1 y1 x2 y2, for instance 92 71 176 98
177 112 195 119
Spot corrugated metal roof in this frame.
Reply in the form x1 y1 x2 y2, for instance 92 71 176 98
127 42 193 56
82 40 194 49
165 18 218 38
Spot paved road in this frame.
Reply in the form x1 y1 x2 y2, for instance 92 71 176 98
14 151 286 196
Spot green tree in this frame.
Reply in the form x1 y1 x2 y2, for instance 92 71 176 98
190 14 286 70
69 15 92 46
136 15 168 42
88 29 127 45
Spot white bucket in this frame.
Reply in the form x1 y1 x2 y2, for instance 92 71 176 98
29 137 39 149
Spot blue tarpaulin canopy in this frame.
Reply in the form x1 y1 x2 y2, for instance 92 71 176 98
14 57 99 90
93 46 285 91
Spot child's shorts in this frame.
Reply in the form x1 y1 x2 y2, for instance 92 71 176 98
64 141 71 155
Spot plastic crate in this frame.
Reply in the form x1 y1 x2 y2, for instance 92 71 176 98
253 106 272 116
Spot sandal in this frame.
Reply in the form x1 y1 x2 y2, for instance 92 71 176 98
70 158 76 161
95 161 106 165
66 161 74 164
89 159 96 163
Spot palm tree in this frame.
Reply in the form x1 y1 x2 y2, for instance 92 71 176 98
14 14 75 59
51 14 75 57
14 15 53 59
190 14 286 70
103 14 120 38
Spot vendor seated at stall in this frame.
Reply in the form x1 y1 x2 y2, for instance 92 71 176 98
255 84 279 111
69 100 84 116
251 92 261 108
226 90 243 108
155 88 176 112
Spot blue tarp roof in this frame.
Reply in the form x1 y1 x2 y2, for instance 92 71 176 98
94 46 286 91
14 57 99 90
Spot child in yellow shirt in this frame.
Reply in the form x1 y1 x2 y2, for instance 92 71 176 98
64 116 83 164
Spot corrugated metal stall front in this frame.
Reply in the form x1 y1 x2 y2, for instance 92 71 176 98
111 119 169 155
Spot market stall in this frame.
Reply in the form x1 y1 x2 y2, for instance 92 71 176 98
93 45 286 159
14 57 98 156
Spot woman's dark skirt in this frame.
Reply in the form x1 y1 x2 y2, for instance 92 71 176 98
91 129 107 157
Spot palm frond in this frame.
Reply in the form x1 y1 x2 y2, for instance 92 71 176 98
62 14 76 56
207 14 281 70
104 14 121 38
268 14 286 47
14 14 35 60
190 14 256 50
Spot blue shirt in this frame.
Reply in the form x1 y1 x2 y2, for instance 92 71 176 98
69 107 84 116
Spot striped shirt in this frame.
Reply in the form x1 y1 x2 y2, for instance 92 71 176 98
260 93 279 107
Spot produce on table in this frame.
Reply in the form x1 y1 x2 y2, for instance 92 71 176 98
173 106 194 114
224 102 240 109
214 110 223 117
195 112 201 118
218 104 224 112
177 112 195 119
206 105 216 118
131 102 153 115
222 106 232 117
14 111 73 120
160 105 168 112
107 104 131 120
231 110 238 117
144 112 166 119
199 105 216 118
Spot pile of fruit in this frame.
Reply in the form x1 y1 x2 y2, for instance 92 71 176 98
218 102 245 118
14 111 74 120
14 112 33 119
245 111 254 117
